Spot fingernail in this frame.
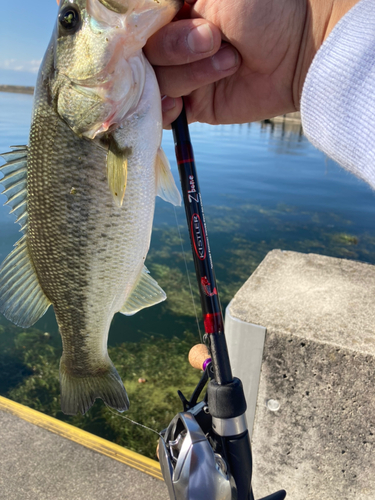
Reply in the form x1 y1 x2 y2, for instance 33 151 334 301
187 24 214 54
212 44 238 71
162 95 176 112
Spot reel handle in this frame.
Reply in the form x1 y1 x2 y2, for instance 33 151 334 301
259 491 287 500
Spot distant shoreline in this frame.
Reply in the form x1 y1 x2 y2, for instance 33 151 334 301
0 85 34 95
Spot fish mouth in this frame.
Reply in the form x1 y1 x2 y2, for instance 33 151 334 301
97 0 183 15
87 0 182 39
98 0 129 14
69 0 183 92
55 0 182 139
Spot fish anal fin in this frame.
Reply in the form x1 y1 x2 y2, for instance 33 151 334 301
155 148 181 206
107 139 130 207
119 265 166 316
60 357 129 415
0 237 50 327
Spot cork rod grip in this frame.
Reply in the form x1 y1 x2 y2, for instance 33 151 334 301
188 344 211 370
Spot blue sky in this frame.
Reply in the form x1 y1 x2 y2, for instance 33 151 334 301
0 1 58 86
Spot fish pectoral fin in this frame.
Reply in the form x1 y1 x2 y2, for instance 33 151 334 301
155 148 181 206
119 266 166 316
0 146 29 233
60 357 129 415
107 139 128 208
0 236 51 328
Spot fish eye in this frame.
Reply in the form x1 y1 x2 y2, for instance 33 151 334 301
58 5 81 34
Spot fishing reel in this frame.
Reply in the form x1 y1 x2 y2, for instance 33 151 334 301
159 401 233 500
158 358 287 500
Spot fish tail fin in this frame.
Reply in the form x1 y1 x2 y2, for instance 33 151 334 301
59 357 129 415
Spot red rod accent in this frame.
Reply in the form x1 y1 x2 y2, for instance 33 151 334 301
204 313 224 334
177 158 194 165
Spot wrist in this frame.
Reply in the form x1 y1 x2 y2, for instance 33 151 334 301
324 0 362 41
292 0 361 110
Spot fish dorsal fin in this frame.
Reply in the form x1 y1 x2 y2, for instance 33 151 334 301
0 236 51 327
119 266 166 316
107 139 128 208
155 148 181 206
0 147 28 233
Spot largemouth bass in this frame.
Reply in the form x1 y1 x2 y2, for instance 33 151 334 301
0 0 182 415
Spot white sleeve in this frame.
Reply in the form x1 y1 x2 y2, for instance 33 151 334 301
301 0 375 189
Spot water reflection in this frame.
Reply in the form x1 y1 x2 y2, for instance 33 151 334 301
261 117 304 141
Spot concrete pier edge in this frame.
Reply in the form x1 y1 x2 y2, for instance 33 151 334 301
0 395 163 480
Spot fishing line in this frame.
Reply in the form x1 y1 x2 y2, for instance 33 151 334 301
109 409 164 440
173 206 203 342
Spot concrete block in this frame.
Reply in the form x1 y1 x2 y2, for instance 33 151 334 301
224 311 265 435
226 250 375 500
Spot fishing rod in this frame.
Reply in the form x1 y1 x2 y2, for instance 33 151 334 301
158 105 286 500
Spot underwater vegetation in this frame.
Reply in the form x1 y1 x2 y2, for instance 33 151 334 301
2 94 375 459
1 191 375 459
0 321 200 459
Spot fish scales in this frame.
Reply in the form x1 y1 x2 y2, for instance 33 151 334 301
0 0 182 414
28 53 155 369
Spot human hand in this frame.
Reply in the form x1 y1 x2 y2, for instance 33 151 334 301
145 0 361 127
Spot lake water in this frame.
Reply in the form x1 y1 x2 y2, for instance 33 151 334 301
1 91 375 347
1 91 375 450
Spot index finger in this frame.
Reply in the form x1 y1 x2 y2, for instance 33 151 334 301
144 18 222 67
